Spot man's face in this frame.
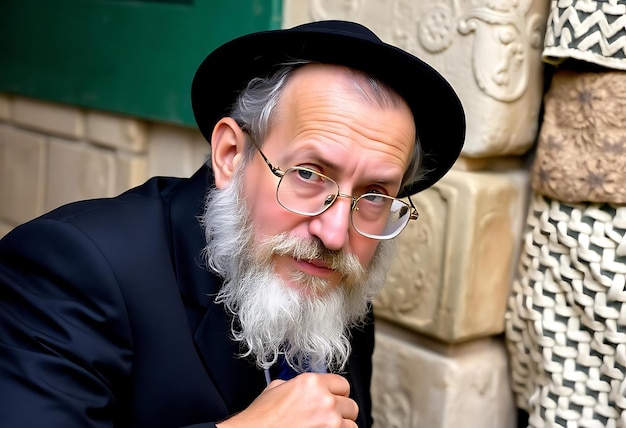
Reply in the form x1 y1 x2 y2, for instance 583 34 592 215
237 64 416 293
204 64 416 370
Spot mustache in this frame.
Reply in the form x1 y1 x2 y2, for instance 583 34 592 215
257 233 366 285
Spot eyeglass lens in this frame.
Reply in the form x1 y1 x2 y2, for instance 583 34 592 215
276 167 411 238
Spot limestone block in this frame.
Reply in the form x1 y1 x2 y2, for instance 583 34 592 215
45 138 115 212
192 131 211 166
0 221 14 239
371 321 516 428
0 125 46 224
283 0 549 158
0 94 10 120
86 111 148 153
147 123 209 178
13 97 84 139
453 154 526 173
374 168 529 343
115 153 148 195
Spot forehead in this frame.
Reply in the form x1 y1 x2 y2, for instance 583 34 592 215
270 64 416 174
281 63 410 116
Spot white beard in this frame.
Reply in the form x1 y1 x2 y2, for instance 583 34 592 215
200 168 395 372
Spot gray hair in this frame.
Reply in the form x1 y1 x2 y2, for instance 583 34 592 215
221 61 424 195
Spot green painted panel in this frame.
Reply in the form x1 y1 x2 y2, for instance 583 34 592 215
0 0 282 126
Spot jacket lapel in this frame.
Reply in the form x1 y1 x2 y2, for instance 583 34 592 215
193 301 268 413
165 165 267 414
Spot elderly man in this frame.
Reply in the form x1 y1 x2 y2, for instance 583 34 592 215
0 20 464 427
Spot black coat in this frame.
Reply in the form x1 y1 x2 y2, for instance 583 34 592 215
0 165 374 427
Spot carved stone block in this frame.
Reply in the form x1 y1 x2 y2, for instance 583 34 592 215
374 168 529 343
371 322 516 428
0 126 46 225
147 123 209 178
0 221 13 239
86 111 148 153
45 138 116 212
115 153 148 196
12 97 85 139
283 0 549 157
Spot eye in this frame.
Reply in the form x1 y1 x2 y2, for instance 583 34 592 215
290 166 327 186
297 168 317 181
361 191 387 204
295 163 328 179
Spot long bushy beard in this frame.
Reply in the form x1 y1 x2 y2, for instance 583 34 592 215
200 169 395 373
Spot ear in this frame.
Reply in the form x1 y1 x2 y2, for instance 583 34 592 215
211 117 246 189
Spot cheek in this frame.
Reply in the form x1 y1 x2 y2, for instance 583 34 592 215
251 198 296 235
349 234 380 268
242 169 306 237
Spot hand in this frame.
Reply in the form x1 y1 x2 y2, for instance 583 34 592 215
216 373 359 428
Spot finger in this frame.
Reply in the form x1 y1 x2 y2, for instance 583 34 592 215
336 396 359 421
265 379 286 390
343 419 358 428
317 373 351 397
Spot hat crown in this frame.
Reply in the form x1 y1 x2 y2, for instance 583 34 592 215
289 20 382 43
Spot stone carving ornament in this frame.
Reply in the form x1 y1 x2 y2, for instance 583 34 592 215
301 0 548 157
312 0 544 103
457 0 545 102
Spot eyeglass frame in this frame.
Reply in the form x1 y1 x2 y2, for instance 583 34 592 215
243 131 419 240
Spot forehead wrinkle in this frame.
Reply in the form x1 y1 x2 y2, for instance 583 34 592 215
289 89 413 154
278 64 415 173
294 109 413 172
295 145 343 172
292 139 406 191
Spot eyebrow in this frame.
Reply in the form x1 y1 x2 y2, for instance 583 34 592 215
294 145 398 187
293 145 340 170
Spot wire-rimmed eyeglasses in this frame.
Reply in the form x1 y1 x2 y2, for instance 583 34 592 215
247 135 419 240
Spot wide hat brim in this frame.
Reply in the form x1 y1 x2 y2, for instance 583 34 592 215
191 20 465 197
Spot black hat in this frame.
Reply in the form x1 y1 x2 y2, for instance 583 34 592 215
191 20 465 196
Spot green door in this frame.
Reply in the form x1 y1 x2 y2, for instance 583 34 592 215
0 0 282 125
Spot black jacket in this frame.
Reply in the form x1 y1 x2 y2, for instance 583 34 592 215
0 165 374 427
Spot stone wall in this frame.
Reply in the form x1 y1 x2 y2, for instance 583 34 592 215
0 95 209 237
282 0 550 426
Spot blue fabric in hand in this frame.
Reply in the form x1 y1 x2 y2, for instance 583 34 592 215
270 354 300 380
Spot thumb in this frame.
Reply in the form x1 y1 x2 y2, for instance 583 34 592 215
265 379 286 390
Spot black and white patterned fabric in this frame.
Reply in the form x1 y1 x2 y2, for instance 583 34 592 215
506 193 626 428
543 0 626 70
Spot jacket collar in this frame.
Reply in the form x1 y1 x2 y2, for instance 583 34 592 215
167 164 216 308
165 164 267 413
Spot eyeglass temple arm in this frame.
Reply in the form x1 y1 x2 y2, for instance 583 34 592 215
407 195 419 220
244 129 284 178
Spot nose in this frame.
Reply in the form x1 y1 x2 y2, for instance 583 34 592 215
308 196 352 251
